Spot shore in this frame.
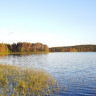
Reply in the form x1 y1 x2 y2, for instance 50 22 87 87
0 52 49 55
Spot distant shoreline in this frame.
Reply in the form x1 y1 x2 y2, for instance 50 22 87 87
0 52 49 55
49 45 96 52
0 51 96 55
0 42 96 54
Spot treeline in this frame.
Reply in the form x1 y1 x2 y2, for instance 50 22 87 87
0 43 96 54
49 45 96 52
0 42 49 54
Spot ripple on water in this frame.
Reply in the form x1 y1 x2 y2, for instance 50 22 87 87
0 52 96 95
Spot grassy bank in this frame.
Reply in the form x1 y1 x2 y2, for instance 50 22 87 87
0 64 57 96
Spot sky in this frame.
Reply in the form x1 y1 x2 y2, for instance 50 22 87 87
0 0 96 47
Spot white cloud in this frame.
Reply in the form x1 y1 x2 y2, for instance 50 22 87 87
8 32 15 35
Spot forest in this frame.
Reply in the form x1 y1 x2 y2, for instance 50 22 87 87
0 43 96 54
49 45 96 52
0 42 49 54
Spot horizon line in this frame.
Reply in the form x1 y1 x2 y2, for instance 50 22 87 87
0 42 96 48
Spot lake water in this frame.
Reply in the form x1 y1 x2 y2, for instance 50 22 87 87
0 52 96 96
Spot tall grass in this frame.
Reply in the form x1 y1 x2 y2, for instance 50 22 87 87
0 64 57 96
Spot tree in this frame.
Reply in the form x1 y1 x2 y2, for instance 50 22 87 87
33 45 36 53
44 45 49 52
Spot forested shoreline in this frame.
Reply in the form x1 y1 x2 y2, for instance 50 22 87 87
0 42 96 54
0 42 49 54
49 45 96 52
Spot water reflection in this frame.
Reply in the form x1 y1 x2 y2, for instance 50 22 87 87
0 52 96 96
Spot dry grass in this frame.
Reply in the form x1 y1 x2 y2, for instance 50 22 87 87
0 64 57 96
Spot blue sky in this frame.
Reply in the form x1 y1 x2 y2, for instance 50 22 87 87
0 0 96 47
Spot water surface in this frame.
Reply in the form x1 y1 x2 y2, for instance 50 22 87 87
0 52 96 96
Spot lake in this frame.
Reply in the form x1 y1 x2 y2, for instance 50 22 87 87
0 52 96 96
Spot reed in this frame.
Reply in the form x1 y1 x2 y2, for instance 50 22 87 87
0 64 57 96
